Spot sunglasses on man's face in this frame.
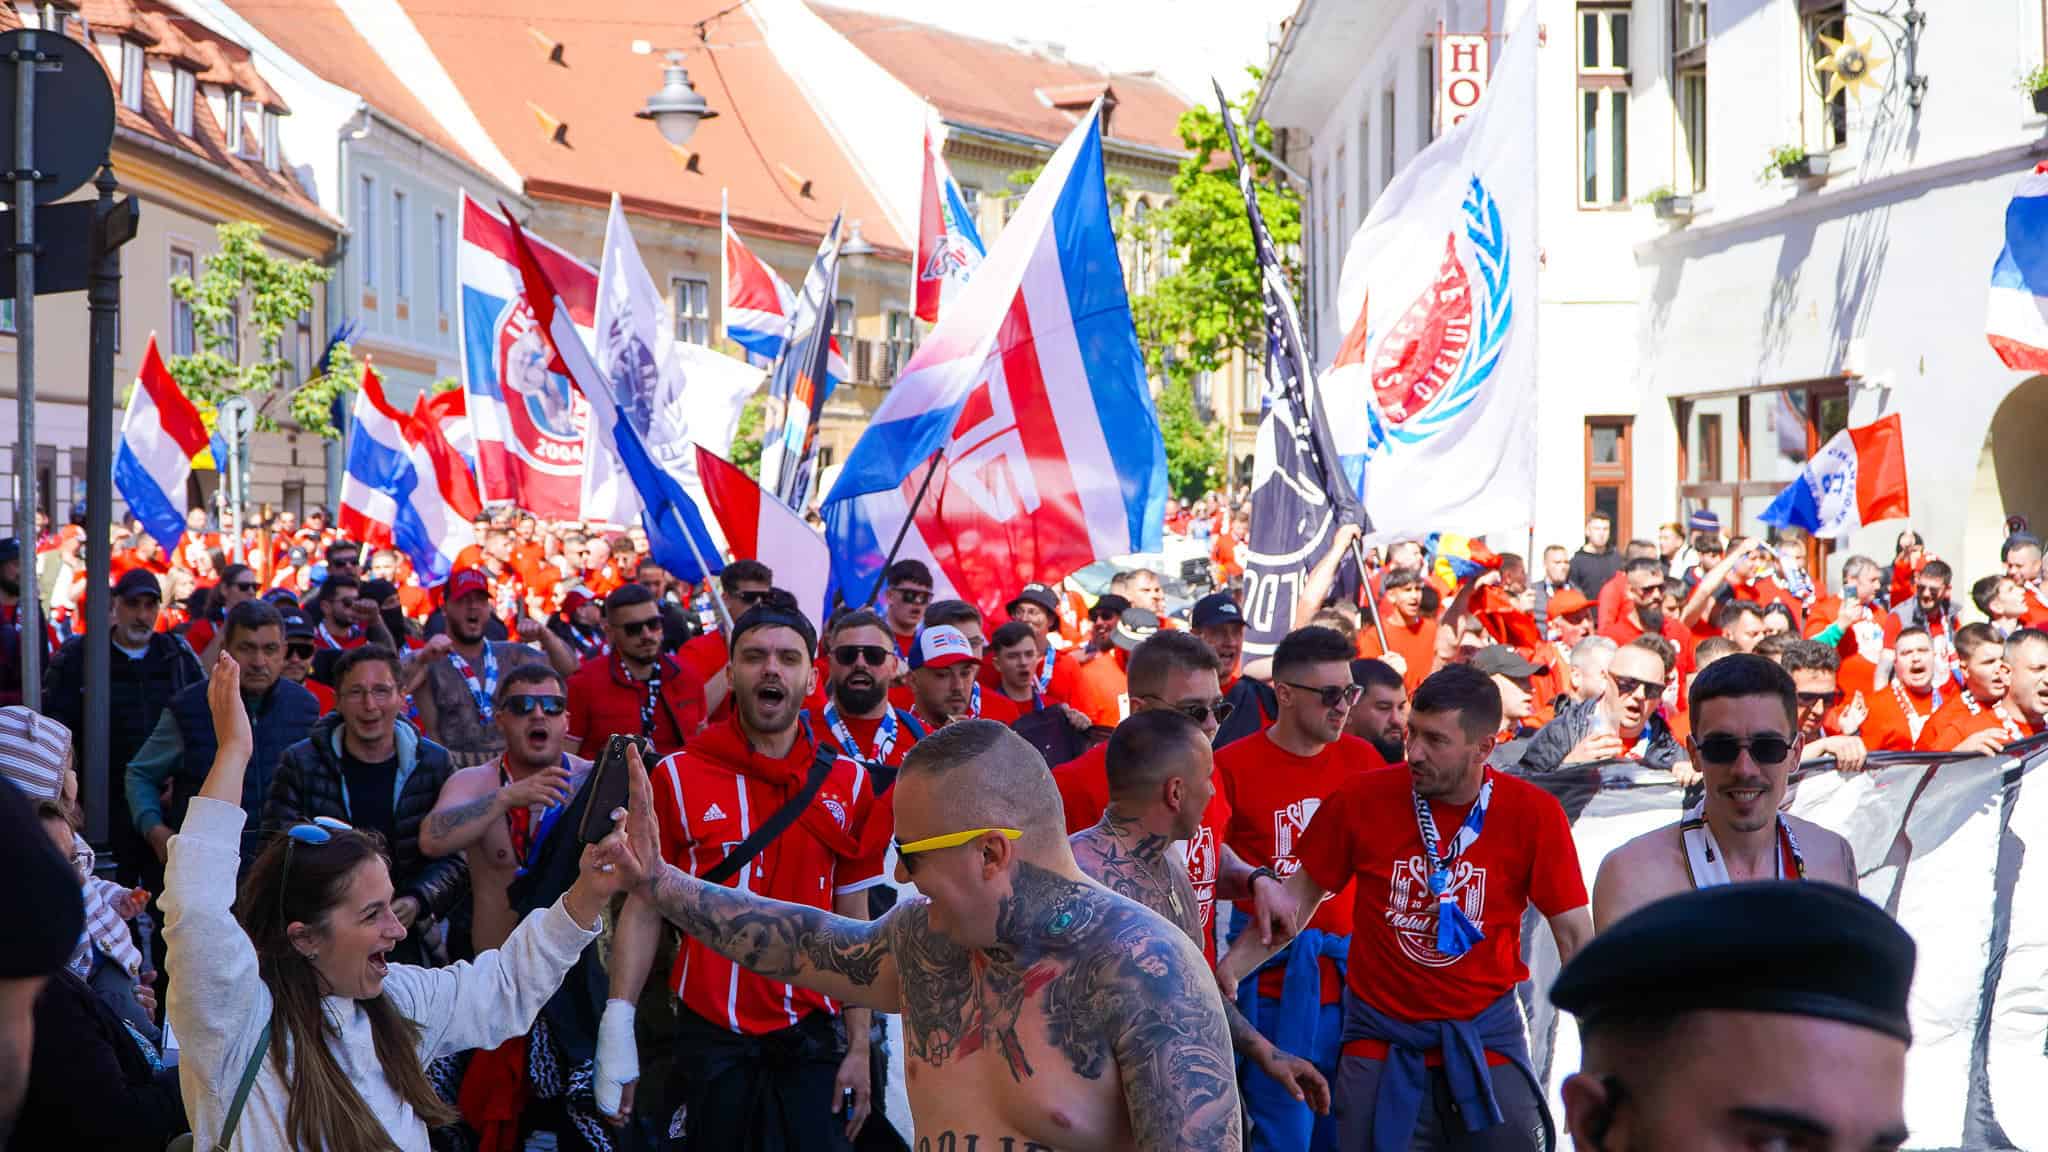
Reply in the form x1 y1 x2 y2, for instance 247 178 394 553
1142 695 1234 726
732 589 772 606
1611 675 1665 700
616 617 662 637
1694 733 1794 766
232 581 261 593
833 644 891 668
1796 690 1841 710
1281 681 1364 710
502 693 567 717
287 643 315 660
891 588 932 606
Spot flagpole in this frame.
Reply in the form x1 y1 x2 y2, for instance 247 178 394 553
680 516 734 635
863 451 942 608
719 187 730 347
1352 538 1390 652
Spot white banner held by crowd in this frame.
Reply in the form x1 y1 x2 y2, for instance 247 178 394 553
1322 3 1538 543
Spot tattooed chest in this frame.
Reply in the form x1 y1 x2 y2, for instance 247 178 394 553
903 951 1065 1081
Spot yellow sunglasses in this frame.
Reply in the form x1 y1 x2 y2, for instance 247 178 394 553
894 827 1022 856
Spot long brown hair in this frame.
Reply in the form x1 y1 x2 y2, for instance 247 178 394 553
236 828 458 1151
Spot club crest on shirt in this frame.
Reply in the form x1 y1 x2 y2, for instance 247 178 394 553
1387 853 1487 968
822 796 848 829
1271 799 1321 872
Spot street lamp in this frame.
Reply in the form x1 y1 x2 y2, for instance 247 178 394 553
637 51 718 146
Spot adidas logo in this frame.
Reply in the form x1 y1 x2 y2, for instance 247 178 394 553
702 803 727 822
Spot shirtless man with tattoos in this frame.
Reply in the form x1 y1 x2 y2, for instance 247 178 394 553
614 718 1242 1151
1070 709 1331 1117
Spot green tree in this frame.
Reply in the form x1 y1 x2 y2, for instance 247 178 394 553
1132 78 1302 389
1155 376 1222 501
730 391 768 480
166 221 350 438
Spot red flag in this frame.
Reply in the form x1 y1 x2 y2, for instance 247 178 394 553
408 389 483 524
695 446 830 631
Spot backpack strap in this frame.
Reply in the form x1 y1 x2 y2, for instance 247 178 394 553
213 1013 271 1152
702 743 837 886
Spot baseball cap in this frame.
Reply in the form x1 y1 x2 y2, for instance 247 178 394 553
1545 589 1594 619
1089 593 1132 621
1190 592 1244 630
1005 583 1060 619
281 611 318 639
1687 509 1722 533
447 568 491 601
561 585 595 613
1470 645 1543 679
1112 607 1160 652
113 568 163 600
908 624 978 671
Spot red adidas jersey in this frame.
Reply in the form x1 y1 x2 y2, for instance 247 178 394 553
1296 766 1586 1023
809 706 922 873
648 720 886 1035
1056 740 1231 965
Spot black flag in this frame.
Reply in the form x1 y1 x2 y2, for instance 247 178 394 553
1214 81 1367 655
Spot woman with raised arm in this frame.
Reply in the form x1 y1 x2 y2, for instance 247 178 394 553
160 652 651 1152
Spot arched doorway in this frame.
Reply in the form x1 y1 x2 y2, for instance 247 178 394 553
1962 375 2048 580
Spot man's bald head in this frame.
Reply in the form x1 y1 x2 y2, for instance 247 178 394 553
895 719 1066 850
1105 707 1207 802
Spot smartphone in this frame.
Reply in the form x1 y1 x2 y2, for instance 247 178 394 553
578 733 651 844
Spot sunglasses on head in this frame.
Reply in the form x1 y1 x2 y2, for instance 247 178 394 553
1694 733 1794 766
502 693 567 717
1611 675 1666 700
1142 695 1234 726
1281 681 1364 709
617 617 662 637
891 588 932 605
280 817 354 924
833 644 891 668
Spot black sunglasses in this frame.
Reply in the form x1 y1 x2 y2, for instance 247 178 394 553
833 644 891 668
1694 733 1794 766
286 642 316 659
617 617 662 637
1280 681 1364 709
1796 690 1841 710
733 589 772 606
232 581 261 593
1611 675 1666 700
891 588 932 605
502 694 567 717
1142 695 1234 726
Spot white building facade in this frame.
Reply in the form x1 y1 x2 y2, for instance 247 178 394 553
1262 0 2048 579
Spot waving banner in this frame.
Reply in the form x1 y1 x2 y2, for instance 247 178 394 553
1515 746 2048 1150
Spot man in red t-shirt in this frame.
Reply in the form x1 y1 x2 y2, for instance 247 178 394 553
993 583 1081 705
809 608 924 869
1861 626 1942 752
1213 624 1387 1152
1778 638 1868 772
2006 627 2048 737
600 596 883 1144
1069 708 1330 1117
1917 622 2023 753
1356 569 1438 693
1219 664 1594 1151
879 559 934 658
675 559 773 718
2003 533 2048 629
565 583 706 760
1069 607 1157 728
1600 557 1695 673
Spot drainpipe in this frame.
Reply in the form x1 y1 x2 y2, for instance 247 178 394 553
323 103 371 511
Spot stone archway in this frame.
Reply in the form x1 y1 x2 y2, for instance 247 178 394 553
1962 375 2048 580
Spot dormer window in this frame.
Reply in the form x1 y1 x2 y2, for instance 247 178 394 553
227 90 244 153
120 41 144 111
173 67 194 135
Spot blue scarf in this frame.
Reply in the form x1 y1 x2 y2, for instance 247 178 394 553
1413 777 1492 958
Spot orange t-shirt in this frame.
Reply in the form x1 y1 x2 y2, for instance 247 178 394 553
1355 614 1439 693
1863 681 1940 753
1069 650 1130 728
1916 692 2033 752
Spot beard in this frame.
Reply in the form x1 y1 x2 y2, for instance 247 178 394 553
1370 734 1406 764
448 614 486 645
832 674 888 715
1638 604 1665 634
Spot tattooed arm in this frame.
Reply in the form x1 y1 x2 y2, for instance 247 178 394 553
1098 922 1243 1150
634 862 904 1012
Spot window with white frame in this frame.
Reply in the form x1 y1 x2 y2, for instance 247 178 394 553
392 188 410 303
170 248 196 355
885 309 917 381
672 276 710 345
1379 89 1397 195
263 111 281 171
833 297 854 339
433 210 450 320
1577 2 1631 205
173 68 195 136
120 41 144 111
358 176 378 303
1674 0 1707 191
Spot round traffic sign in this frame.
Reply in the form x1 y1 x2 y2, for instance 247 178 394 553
0 28 116 206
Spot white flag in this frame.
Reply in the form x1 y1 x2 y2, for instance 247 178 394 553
585 195 764 545
1322 3 1539 541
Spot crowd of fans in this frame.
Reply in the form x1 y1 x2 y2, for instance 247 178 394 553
0 495 2016 1150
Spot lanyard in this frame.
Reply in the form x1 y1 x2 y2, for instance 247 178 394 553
1035 647 1056 694
1891 678 1938 737
448 643 499 723
1962 690 2025 740
499 759 534 867
1412 776 1492 958
619 655 664 741
317 621 358 650
968 683 982 718
825 701 898 765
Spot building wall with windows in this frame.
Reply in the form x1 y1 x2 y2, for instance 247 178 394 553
1634 0 2048 581
1259 0 1653 551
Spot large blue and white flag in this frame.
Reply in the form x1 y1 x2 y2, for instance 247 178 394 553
584 195 764 555
820 103 1165 620
1322 4 1539 541
508 208 722 584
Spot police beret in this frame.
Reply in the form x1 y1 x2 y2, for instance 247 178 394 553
1550 881 1915 1043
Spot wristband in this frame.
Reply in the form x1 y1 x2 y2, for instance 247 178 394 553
1246 866 1280 889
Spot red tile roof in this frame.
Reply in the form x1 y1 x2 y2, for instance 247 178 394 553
812 5 1189 157
226 0 482 171
403 0 909 255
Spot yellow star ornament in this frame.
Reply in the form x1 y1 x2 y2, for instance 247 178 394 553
1815 30 1887 102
